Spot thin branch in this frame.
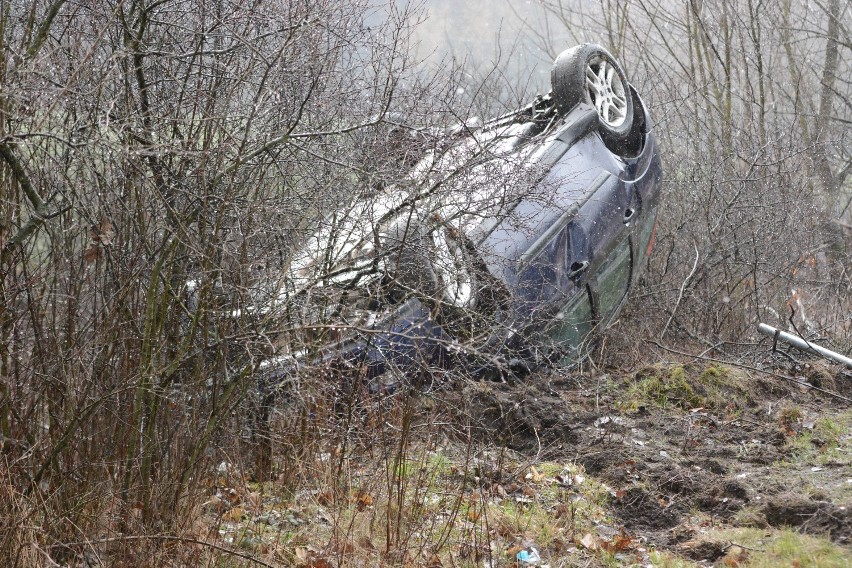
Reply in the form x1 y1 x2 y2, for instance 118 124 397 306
0 143 72 261
0 143 46 211
26 0 68 59
60 535 276 567
0 132 84 148
2 201 71 258
660 243 700 340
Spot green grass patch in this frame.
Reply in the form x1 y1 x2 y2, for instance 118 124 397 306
622 363 752 411
681 527 849 567
784 409 852 467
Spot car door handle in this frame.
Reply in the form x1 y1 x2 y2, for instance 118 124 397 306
568 260 589 279
623 207 635 223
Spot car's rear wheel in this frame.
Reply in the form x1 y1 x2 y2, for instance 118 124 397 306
551 44 634 141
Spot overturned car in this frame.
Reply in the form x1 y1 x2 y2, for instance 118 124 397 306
255 44 662 383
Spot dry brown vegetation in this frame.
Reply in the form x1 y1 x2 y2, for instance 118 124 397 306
0 0 850 566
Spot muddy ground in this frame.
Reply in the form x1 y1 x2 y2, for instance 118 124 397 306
441 358 852 560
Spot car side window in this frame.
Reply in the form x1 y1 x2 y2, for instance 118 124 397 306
595 238 632 322
553 225 572 291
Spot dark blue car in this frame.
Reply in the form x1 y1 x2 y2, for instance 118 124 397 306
259 44 662 383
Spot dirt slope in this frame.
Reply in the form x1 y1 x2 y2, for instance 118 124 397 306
445 360 851 563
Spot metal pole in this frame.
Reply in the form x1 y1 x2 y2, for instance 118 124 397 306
758 323 852 369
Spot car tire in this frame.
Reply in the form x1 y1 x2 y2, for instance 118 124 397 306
551 44 634 141
387 215 477 310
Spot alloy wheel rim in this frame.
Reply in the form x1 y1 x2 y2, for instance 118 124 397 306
584 56 628 128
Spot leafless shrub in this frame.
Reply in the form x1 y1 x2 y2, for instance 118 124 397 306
0 0 466 562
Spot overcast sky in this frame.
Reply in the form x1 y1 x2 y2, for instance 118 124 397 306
403 1 606 99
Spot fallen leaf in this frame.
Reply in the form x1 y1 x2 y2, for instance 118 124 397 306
222 507 244 522
355 490 373 511
525 466 545 483
579 533 598 550
202 495 228 514
317 490 334 506
295 546 331 568
247 491 262 511
601 529 634 553
507 544 525 556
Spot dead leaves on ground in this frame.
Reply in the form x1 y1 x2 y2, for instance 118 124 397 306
577 528 636 553
203 460 649 567
294 546 333 568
